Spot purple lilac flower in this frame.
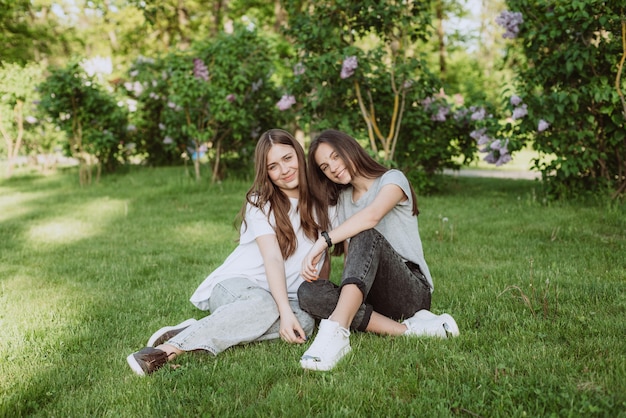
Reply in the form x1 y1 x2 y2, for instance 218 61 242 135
340 56 358 79
163 136 174 144
490 139 502 150
470 128 493 148
483 152 497 164
501 139 509 153
512 103 528 120
471 107 486 121
193 58 209 81
471 129 496 147
496 10 524 39
403 79 413 90
226 93 236 103
454 108 468 121
510 95 523 106
293 63 306 76
496 153 512 166
432 106 449 122
276 94 296 111
470 128 486 140
538 119 550 132
421 97 435 108
477 134 492 146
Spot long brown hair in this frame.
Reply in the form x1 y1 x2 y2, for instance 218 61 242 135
307 129 420 233
238 129 318 259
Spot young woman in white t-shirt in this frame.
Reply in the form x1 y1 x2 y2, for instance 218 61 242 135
127 129 324 376
298 129 460 371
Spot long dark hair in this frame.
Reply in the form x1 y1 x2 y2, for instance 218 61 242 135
238 129 318 259
307 129 419 233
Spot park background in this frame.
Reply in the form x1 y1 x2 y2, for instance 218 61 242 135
1 0 625 417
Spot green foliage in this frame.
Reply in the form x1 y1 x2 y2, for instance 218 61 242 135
396 90 479 192
0 62 41 149
122 56 174 165
0 0 81 67
503 0 626 198
124 24 282 180
0 61 60 176
279 0 483 193
37 61 128 175
281 1 436 146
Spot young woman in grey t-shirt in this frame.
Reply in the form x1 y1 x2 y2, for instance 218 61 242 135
299 129 459 372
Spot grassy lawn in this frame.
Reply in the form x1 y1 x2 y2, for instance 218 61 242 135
1 166 624 417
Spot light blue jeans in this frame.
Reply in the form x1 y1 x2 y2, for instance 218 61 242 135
167 277 314 355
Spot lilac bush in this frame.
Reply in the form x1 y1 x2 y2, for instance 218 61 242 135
502 1 625 197
124 23 282 179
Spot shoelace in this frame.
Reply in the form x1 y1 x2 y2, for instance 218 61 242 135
442 322 451 338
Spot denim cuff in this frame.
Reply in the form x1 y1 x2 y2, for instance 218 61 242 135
356 304 374 332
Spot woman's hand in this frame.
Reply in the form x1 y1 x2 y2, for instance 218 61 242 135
279 311 307 344
301 238 326 282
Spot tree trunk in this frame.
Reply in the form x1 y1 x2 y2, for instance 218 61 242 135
436 0 446 78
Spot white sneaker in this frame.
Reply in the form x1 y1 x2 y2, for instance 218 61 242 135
300 319 351 371
147 318 197 347
403 312 460 338
411 309 439 321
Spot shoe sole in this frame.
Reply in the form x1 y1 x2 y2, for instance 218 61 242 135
300 345 352 371
126 353 147 377
147 318 198 347
440 314 460 337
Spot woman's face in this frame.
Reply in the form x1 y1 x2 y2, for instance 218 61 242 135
314 142 352 185
267 143 300 198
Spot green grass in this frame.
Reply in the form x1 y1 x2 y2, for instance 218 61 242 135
1 167 625 417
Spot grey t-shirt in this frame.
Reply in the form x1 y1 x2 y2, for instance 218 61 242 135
336 169 434 291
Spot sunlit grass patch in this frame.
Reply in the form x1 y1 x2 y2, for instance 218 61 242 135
25 198 129 246
0 189 53 223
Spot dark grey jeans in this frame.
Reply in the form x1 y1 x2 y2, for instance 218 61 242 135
298 229 431 332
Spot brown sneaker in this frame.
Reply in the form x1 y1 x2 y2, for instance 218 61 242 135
126 347 169 376
147 318 197 347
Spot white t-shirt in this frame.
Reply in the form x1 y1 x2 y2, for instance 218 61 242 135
190 197 321 310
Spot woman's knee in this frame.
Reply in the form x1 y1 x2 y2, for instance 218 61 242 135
297 281 316 306
297 280 339 317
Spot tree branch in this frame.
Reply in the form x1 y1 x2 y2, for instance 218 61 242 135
354 80 378 152
615 13 626 119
